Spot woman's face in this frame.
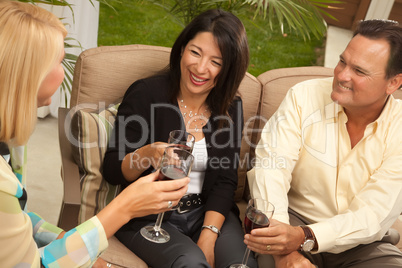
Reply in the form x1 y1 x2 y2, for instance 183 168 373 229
179 32 222 99
37 39 65 107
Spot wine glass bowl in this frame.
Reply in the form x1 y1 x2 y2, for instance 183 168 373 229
158 146 194 181
244 199 274 233
230 198 275 268
168 130 195 153
140 146 194 243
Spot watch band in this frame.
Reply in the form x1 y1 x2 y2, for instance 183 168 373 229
202 225 221 236
300 225 314 240
300 225 316 251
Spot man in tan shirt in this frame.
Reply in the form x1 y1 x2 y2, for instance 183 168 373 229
247 19 402 267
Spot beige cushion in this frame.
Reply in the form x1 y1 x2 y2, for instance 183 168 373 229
71 44 171 108
235 73 261 201
71 104 121 222
72 104 148 267
255 66 334 144
101 236 148 268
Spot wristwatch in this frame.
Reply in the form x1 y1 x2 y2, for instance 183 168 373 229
299 225 315 252
202 225 221 236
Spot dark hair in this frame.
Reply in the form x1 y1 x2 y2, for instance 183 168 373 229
168 9 249 123
353 19 402 79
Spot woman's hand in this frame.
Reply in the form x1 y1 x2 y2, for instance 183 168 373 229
146 142 170 170
197 233 216 268
119 170 189 218
97 171 189 239
122 142 169 181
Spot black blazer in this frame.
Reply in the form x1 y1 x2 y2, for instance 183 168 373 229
103 74 243 220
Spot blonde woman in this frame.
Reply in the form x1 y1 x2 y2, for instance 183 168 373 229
0 1 189 267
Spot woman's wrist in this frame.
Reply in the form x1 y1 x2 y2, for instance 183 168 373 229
97 195 131 239
122 147 150 181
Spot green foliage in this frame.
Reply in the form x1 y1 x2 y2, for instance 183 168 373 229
244 0 343 40
139 0 343 40
98 1 325 76
15 0 333 103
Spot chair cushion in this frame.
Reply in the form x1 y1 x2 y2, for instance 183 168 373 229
235 73 261 201
71 104 121 223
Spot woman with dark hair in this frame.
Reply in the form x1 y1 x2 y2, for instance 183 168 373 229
103 9 256 268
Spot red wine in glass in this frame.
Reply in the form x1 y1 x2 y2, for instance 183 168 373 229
140 146 194 243
169 144 192 153
168 130 195 153
158 165 187 181
244 209 270 234
230 199 274 268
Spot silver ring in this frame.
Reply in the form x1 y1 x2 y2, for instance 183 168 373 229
106 263 112 268
167 201 173 209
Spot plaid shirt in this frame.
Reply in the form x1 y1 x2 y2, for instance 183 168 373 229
0 155 108 267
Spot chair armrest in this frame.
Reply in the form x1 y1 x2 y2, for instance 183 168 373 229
57 107 81 231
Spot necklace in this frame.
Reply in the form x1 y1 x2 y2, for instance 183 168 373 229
179 99 210 132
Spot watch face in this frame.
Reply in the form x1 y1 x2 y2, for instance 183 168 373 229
302 239 315 251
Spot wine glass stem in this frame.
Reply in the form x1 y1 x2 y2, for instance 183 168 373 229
241 248 251 266
154 212 165 232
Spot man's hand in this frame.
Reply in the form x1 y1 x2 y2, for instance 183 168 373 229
274 252 315 268
244 219 304 255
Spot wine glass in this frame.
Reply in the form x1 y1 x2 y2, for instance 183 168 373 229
140 146 194 243
168 130 195 153
230 198 275 268
167 130 195 210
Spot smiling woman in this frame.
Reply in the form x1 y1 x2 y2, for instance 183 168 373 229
102 9 258 268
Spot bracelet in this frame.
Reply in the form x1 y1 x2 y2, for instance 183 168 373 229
202 225 221 236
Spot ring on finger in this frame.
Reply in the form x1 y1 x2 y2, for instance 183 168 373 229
266 244 271 251
106 263 112 268
167 200 173 209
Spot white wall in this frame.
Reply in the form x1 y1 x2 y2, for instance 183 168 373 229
38 0 100 117
324 0 395 68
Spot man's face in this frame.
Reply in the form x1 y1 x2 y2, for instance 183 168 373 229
331 34 395 113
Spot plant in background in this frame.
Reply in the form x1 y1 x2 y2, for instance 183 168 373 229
143 0 342 40
17 0 117 106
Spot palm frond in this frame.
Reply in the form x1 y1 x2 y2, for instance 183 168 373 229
61 54 76 107
243 0 344 40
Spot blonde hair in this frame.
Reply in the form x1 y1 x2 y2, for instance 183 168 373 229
0 0 67 145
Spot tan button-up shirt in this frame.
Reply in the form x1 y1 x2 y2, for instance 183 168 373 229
248 77 402 253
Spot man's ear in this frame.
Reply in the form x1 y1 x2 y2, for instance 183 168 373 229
386 73 402 95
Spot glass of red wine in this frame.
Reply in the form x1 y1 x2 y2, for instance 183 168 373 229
168 130 195 153
230 198 275 268
140 146 194 243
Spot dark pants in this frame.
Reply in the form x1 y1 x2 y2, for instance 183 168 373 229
258 209 402 268
116 206 258 268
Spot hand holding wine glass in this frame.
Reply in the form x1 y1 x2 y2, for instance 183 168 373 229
140 146 194 243
230 198 275 268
